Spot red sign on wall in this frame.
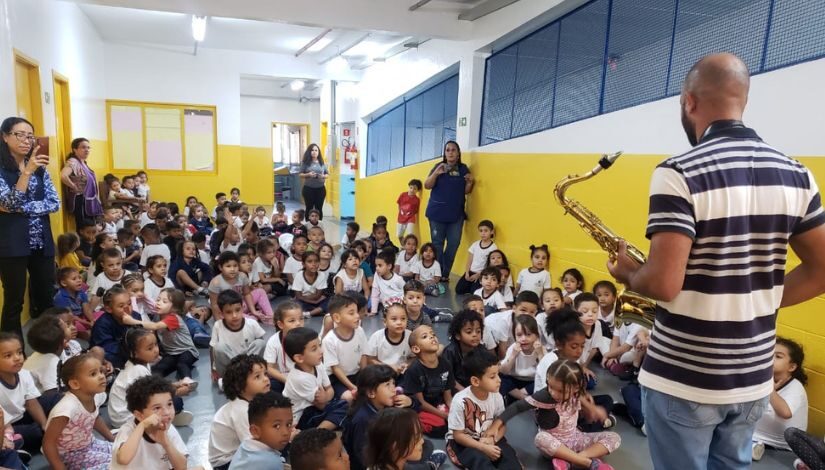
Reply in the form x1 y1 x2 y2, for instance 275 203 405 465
343 129 350 137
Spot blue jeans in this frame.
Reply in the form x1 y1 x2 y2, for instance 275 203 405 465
642 386 768 470
429 219 464 279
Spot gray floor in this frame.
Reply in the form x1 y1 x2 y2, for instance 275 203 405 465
26 209 797 469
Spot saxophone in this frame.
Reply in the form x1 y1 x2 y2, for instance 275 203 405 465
553 152 656 329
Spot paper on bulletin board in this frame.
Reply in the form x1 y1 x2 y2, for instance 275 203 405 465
111 106 142 132
184 111 215 171
146 140 183 170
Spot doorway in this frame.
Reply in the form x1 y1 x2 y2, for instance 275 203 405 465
272 122 309 201
53 72 73 231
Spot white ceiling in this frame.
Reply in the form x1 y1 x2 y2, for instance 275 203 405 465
240 75 323 101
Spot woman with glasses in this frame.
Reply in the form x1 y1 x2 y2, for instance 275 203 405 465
0 117 60 339
60 137 102 226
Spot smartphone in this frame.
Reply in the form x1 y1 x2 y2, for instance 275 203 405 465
34 136 49 157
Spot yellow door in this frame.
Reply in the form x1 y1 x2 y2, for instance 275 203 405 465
54 74 73 231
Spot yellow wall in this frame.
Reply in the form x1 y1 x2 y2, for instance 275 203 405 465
356 151 825 437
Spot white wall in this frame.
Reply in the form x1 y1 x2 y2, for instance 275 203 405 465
104 43 359 146
240 96 320 148
0 0 107 140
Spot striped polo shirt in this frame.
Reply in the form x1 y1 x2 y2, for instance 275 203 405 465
638 123 825 404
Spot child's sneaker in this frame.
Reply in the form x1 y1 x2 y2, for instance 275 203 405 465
794 458 811 470
302 311 312 319
428 450 448 469
603 413 617 429
432 309 454 323
552 458 571 470
172 410 194 427
589 458 614 470
751 441 765 461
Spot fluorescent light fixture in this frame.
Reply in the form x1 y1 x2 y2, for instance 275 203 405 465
290 79 305 91
192 16 207 42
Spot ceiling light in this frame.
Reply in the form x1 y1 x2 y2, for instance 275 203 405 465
192 16 207 42
290 80 305 91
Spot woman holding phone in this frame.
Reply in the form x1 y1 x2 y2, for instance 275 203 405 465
0 117 60 339
60 137 102 225
424 140 474 281
299 143 329 219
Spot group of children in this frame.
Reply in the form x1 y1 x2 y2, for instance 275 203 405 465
0 178 817 470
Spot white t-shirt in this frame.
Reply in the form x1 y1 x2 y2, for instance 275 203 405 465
103 221 117 236
467 240 498 273
534 350 560 391
199 248 211 265
413 260 442 282
88 271 130 296
250 257 275 284
517 268 552 297
485 311 515 349
208 398 251 467
482 327 497 351
366 329 412 368
45 391 107 452
501 343 541 381
282 256 303 276
291 271 329 295
322 327 368 376
144 276 174 304
222 240 241 253
582 322 610 364
501 285 514 304
136 183 150 200
474 288 507 311
284 365 330 423
109 361 152 428
263 331 294 376
396 252 420 275
371 273 406 310
138 212 154 228
23 352 60 394
110 418 187 470
753 378 808 450
140 243 171 267
334 269 365 293
615 322 645 347
565 290 583 302
535 312 555 350
0 370 40 424
446 387 505 441
210 318 266 356
61 340 83 361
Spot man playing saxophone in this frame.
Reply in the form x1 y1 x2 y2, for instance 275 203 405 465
607 53 825 470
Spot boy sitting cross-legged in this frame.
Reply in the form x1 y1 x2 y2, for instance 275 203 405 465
283 327 348 431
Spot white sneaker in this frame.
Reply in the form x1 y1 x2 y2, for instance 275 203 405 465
641 423 647 436
751 441 765 461
172 410 194 427
795 458 811 470
303 311 312 319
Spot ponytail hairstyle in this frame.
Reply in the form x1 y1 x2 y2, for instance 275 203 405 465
124 328 156 365
58 352 97 392
485 249 509 269
546 307 585 344
440 140 462 165
776 337 808 385
592 280 617 297
529 244 551 262
67 137 90 161
101 284 128 310
545 358 586 404
120 272 144 291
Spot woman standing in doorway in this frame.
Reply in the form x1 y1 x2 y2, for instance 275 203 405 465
424 140 474 282
60 137 103 226
299 143 328 219
0 117 60 339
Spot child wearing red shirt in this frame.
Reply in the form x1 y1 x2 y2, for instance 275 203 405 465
396 179 422 244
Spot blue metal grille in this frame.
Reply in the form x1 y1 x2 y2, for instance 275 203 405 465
367 73 459 176
480 0 825 146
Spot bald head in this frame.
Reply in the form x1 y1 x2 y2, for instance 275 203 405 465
683 53 750 113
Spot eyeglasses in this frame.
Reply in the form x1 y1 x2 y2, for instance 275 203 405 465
7 132 35 143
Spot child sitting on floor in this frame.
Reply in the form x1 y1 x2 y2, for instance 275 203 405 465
445 349 521 469
208 354 272 470
290 428 350 470
284 327 348 431
365 303 412 376
264 301 304 393
110 376 193 470
52 267 94 341
42 354 114 470
441 309 488 393
229 391 293 469
322 295 368 399
403 325 453 439
496 359 620 470
210 290 266 381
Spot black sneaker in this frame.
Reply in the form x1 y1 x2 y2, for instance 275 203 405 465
16 449 31 464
